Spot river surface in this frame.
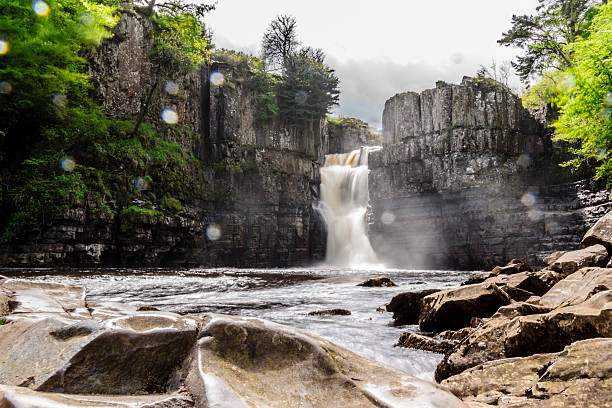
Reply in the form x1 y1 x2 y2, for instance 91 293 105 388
1 267 475 380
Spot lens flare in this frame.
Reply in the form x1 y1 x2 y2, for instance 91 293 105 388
521 192 536 207
528 208 544 222
0 81 12 94
32 0 50 16
561 73 576 90
79 12 93 26
52 93 67 108
161 108 178 124
545 220 561 235
206 224 221 241
164 81 179 95
59 157 75 172
516 153 533 169
0 40 9 55
380 212 396 225
133 177 149 191
209 71 225 86
295 90 308 104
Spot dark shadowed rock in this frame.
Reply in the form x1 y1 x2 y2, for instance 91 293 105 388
435 290 612 382
386 289 440 325
581 211 612 252
138 305 160 311
419 283 511 332
549 244 608 276
395 332 457 354
183 315 466 408
441 338 612 408
485 271 551 297
308 308 351 316
0 313 198 394
357 276 397 287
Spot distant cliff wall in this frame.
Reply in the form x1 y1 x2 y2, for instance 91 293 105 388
369 77 611 269
0 10 326 267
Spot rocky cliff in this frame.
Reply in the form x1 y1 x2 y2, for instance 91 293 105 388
0 9 326 267
369 77 611 269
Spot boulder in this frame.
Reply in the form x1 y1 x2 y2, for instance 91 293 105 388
395 332 457 354
184 315 467 408
0 279 90 319
0 287 11 317
491 302 551 319
0 384 194 407
484 271 551 297
581 210 612 252
357 276 397 287
435 290 612 381
549 244 608 276
308 308 351 316
0 312 198 394
538 267 612 309
441 338 612 408
386 289 440 325
462 259 532 286
542 250 566 266
419 283 511 332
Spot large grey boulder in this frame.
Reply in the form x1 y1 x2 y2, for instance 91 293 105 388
183 314 467 408
441 338 612 408
0 384 194 407
0 312 197 394
549 244 608 276
581 211 612 252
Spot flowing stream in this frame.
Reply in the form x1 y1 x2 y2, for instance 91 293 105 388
1 267 474 381
317 147 382 268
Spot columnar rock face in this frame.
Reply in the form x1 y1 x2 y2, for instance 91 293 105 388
0 9 326 267
369 77 612 269
326 118 381 154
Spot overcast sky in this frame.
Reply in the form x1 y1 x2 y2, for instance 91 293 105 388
205 0 540 130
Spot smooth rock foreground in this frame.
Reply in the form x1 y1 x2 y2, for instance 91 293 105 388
0 279 466 407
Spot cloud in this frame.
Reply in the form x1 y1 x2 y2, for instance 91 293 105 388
326 55 481 130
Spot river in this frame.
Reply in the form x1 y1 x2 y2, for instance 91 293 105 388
0 267 474 381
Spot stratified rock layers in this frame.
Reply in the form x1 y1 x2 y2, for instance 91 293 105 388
369 78 611 269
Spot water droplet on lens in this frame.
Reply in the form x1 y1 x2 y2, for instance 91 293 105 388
0 40 9 55
52 93 67 108
295 90 307 104
521 192 536 207
133 177 149 191
210 71 225 86
164 81 179 95
0 81 12 94
32 0 50 16
380 212 396 225
516 153 533 169
600 107 612 121
59 157 75 172
528 208 544 221
79 12 93 26
450 52 463 65
545 220 560 235
206 224 221 241
604 93 612 107
161 108 178 124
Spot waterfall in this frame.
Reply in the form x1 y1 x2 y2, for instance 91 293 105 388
316 146 382 268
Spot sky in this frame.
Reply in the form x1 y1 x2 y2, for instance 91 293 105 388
205 0 541 130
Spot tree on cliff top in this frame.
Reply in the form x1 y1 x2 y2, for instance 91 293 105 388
261 14 299 72
499 0 602 82
552 1 612 182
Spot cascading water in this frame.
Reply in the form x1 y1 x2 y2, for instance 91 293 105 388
316 146 382 268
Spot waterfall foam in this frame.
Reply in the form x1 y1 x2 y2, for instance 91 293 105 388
316 146 382 268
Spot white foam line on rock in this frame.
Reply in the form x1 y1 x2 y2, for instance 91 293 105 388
196 337 248 408
2 391 117 408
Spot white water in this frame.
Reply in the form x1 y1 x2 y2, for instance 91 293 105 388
317 147 382 268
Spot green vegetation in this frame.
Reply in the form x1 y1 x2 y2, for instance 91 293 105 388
0 0 213 242
553 2 612 180
502 1 612 184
